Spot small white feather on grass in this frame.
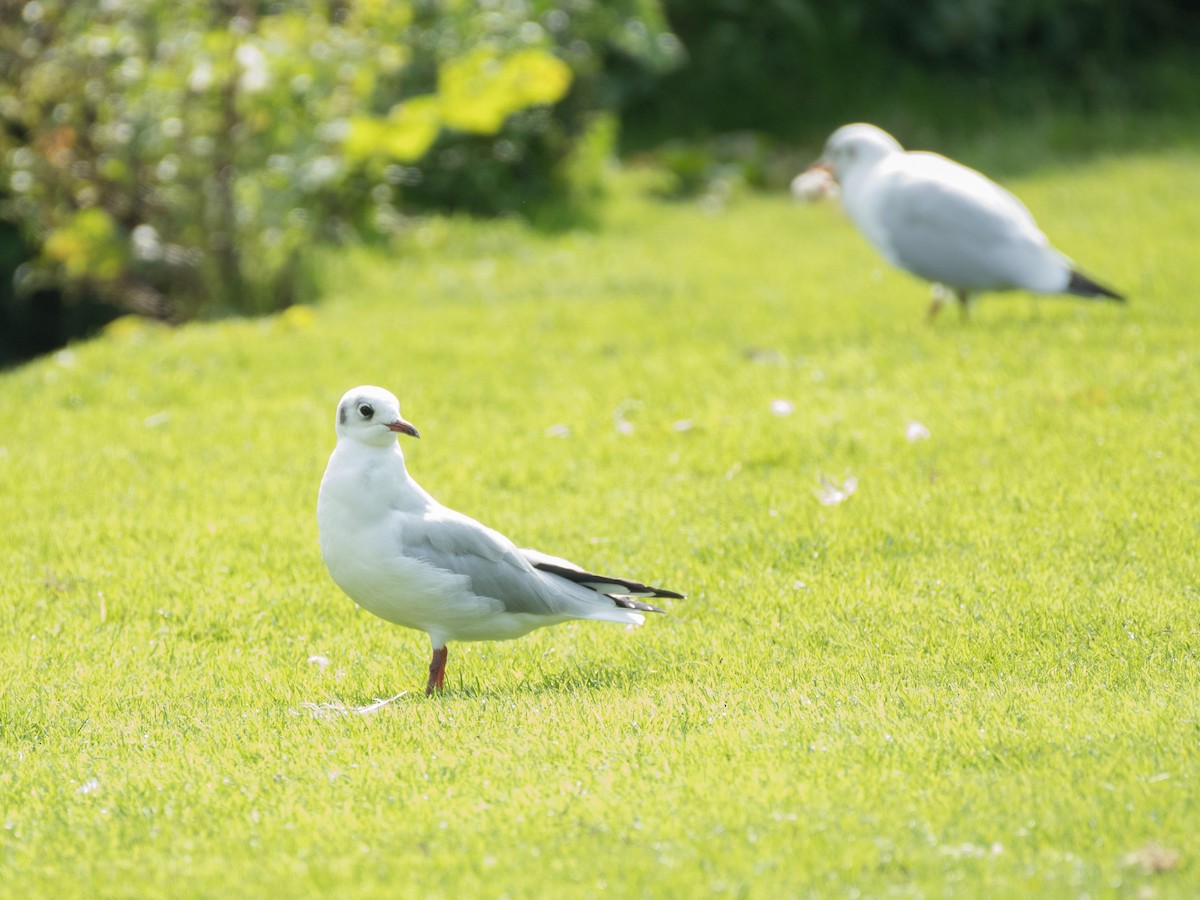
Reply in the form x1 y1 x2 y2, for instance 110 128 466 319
295 693 407 718
815 473 857 506
906 421 931 442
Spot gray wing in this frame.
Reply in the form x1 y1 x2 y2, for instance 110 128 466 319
877 153 1050 290
399 509 575 616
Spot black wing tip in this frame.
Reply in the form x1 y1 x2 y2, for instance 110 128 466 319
533 560 683 602
611 596 668 614
1067 270 1126 302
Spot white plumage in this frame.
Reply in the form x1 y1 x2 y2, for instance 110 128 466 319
812 123 1124 318
316 386 680 695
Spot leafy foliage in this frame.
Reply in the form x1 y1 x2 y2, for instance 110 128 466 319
0 0 675 321
624 0 1200 142
390 0 680 217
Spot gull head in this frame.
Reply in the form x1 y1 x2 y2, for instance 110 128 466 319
334 385 420 447
813 123 903 184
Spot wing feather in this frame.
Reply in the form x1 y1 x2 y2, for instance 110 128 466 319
399 511 677 618
522 549 681 606
400 511 564 615
875 153 1055 290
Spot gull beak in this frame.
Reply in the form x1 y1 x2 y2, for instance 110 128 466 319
807 160 835 177
387 418 420 439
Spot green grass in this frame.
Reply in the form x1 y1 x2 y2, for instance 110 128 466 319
3 145 1200 897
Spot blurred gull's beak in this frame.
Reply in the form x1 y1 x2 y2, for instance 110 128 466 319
387 418 420 438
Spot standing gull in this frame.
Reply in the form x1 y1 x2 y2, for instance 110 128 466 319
317 386 681 695
809 123 1125 319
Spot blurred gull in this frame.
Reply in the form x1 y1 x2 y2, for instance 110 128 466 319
809 123 1125 320
317 386 681 695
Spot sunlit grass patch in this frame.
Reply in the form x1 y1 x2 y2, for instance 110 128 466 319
2 149 1198 896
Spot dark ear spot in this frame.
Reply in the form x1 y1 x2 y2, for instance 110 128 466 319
338 403 347 426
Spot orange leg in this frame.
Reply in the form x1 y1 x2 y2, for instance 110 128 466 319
426 646 448 696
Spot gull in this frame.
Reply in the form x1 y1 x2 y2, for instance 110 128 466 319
809 123 1125 320
316 386 681 696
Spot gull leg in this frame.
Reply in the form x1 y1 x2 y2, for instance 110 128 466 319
955 289 971 320
926 284 947 322
426 646 448 696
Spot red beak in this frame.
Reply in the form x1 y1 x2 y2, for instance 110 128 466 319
387 418 420 438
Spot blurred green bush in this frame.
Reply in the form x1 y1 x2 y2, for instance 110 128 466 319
0 0 677 328
625 0 1200 143
3 0 1196 352
0 220 121 363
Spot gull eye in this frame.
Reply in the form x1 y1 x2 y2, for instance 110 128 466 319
358 403 374 419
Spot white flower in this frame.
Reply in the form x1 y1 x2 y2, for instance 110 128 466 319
188 61 213 92
236 45 271 93
131 223 162 261
234 44 264 69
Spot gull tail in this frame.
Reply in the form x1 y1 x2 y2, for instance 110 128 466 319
531 561 678 614
526 553 681 617
1066 269 1125 302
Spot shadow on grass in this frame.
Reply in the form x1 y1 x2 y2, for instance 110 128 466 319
296 657 660 711
515 658 656 696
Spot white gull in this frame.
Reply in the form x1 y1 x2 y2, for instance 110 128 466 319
810 123 1124 319
317 386 681 695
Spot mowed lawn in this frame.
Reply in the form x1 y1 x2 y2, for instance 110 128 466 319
2 146 1199 897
